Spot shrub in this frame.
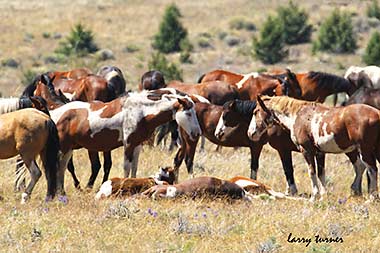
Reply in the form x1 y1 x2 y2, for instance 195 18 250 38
252 15 287 64
229 17 256 31
152 4 188 53
148 52 183 81
55 23 99 57
179 38 193 63
363 31 380 65
313 9 357 53
22 69 37 86
277 1 312 44
367 0 380 20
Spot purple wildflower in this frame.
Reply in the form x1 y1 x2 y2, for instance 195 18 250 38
152 211 158 218
147 208 153 215
58 195 68 205
202 212 207 218
338 197 347 205
42 207 49 213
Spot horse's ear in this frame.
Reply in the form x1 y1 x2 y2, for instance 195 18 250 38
177 98 187 107
50 75 56 83
257 96 271 115
40 74 49 85
228 100 236 109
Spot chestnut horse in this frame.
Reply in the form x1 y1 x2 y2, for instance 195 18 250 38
248 96 380 201
198 68 302 99
0 108 59 203
49 91 201 196
175 100 308 195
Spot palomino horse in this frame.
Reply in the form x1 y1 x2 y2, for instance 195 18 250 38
345 66 380 88
139 70 166 91
0 108 59 203
49 90 201 196
248 96 380 201
198 68 302 99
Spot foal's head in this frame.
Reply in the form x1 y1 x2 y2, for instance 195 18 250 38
153 166 176 185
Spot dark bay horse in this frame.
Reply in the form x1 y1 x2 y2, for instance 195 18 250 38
97 65 127 96
174 100 304 195
48 91 201 196
249 96 380 201
139 70 166 91
0 108 59 203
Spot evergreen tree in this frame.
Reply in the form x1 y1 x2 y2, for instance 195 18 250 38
148 52 183 81
277 1 312 44
252 16 287 64
367 0 380 20
55 23 98 56
152 4 188 53
313 9 357 53
363 31 380 65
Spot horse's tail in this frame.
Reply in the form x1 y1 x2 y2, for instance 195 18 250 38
42 119 60 199
197 73 206 83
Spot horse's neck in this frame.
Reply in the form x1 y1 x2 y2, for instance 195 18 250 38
0 98 20 115
273 111 297 132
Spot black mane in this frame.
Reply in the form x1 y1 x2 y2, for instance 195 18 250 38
224 99 257 118
308 71 351 93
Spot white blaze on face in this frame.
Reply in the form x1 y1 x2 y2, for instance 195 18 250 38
215 112 226 138
95 180 113 200
247 114 257 138
105 70 119 81
310 113 355 153
166 186 177 198
62 92 75 101
236 72 259 89
175 105 201 140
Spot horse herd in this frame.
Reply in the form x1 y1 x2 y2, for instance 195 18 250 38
2 64 380 203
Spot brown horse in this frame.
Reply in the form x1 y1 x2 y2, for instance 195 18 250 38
0 109 59 203
49 90 201 196
249 95 380 201
174 100 308 195
198 69 302 99
94 166 175 200
139 70 166 91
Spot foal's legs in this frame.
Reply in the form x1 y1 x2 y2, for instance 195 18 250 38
102 151 112 183
21 158 42 204
301 149 319 201
131 145 142 178
277 149 297 196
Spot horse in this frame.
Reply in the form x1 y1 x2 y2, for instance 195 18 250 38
94 166 176 200
21 73 122 189
344 66 380 88
142 176 247 200
0 108 59 203
139 70 166 91
45 67 92 80
48 90 201 196
175 100 306 195
97 65 127 96
198 68 302 99
248 95 380 201
0 96 49 115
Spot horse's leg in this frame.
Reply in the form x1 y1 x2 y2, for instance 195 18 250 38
57 151 73 197
249 144 263 180
360 152 378 199
20 159 42 204
14 156 26 192
199 136 206 153
277 149 297 196
301 149 319 201
102 151 112 183
316 152 327 198
86 151 101 189
169 121 179 152
346 151 365 196
131 145 142 178
173 141 185 183
123 145 135 178
66 157 81 189
184 137 199 178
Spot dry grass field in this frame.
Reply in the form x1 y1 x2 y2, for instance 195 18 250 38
1 0 380 252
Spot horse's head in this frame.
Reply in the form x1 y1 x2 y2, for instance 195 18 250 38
168 95 201 141
97 65 126 96
248 96 277 141
214 100 246 140
140 70 166 91
347 70 373 91
28 96 50 116
39 74 70 109
284 69 302 97
153 166 176 185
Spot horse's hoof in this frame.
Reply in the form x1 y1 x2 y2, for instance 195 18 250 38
20 192 29 204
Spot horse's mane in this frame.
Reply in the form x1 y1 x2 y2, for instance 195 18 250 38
224 99 256 118
21 75 41 97
262 96 318 116
307 71 351 92
0 97 20 114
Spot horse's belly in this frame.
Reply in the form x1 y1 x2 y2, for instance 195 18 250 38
314 134 355 153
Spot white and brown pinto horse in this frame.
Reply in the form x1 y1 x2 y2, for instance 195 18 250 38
345 66 380 88
0 108 59 203
248 96 380 201
50 91 201 196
